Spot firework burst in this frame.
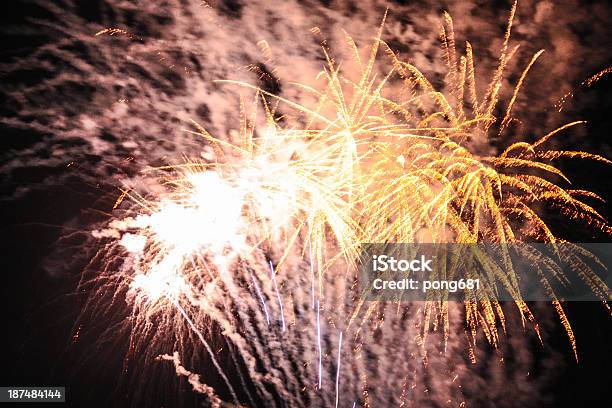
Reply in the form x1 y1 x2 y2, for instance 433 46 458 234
352 2 611 357
84 1 610 405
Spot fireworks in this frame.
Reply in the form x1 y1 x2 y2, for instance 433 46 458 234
86 1 610 405
354 4 611 356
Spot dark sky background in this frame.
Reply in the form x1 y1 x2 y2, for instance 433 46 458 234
0 1 610 407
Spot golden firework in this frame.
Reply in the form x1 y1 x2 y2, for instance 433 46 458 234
104 1 610 378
